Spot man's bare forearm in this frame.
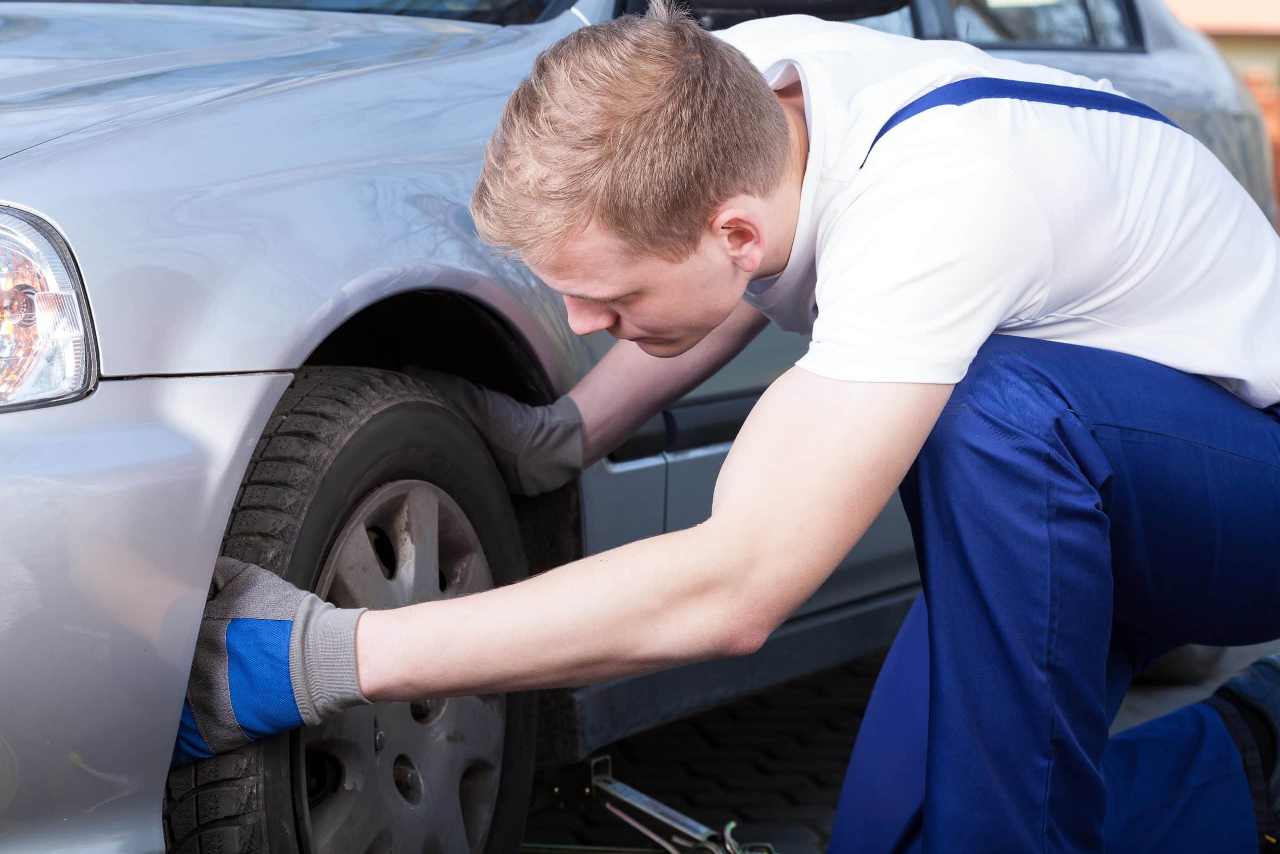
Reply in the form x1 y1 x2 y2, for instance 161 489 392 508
570 300 769 464
352 304 769 701
355 521 759 700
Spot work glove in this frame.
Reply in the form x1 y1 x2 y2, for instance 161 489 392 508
172 557 369 766
408 368 585 496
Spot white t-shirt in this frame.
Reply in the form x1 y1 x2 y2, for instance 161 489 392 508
716 16 1280 409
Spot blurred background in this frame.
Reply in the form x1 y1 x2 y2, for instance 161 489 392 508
1168 0 1280 207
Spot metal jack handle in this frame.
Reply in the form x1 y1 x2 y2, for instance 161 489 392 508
588 757 777 854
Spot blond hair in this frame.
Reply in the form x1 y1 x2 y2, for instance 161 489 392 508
470 0 791 264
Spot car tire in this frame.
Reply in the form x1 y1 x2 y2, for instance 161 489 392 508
164 366 537 854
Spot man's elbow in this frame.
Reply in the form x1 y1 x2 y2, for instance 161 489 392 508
715 621 773 658
703 551 823 659
666 582 774 661
676 522 786 660
706 581 783 658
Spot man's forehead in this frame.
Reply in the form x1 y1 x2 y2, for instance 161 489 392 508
542 224 630 274
534 226 639 290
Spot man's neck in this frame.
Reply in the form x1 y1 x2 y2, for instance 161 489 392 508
757 82 810 279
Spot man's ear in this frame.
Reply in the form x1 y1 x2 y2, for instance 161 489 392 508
710 199 766 275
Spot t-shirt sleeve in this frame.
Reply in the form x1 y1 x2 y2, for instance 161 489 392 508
796 153 1053 384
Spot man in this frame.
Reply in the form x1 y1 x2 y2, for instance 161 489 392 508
176 3 1280 850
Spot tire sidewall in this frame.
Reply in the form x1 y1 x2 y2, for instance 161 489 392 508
284 397 528 590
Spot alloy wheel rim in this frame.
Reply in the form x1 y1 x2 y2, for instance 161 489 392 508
298 480 506 854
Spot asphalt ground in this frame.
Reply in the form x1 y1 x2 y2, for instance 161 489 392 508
522 640 1280 853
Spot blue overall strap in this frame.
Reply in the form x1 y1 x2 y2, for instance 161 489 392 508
862 76 1180 167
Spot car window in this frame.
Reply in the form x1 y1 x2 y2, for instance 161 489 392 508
950 0 1134 48
681 0 915 35
847 5 913 35
18 0 548 26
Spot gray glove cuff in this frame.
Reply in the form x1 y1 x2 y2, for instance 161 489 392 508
291 598 369 726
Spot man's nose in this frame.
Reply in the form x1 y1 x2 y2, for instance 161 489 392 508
562 295 617 337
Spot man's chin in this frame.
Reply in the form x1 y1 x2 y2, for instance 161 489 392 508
637 336 697 358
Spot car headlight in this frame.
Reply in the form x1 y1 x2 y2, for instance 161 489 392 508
0 207 96 411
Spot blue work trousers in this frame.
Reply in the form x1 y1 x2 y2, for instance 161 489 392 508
829 334 1280 853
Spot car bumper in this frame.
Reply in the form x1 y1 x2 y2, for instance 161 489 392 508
0 373 290 853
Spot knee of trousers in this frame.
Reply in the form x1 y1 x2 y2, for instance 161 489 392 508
910 336 1114 496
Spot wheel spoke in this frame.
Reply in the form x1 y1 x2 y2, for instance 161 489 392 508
443 541 494 600
310 781 389 854
424 695 505 783
434 494 491 600
382 756 433 852
402 485 444 604
325 527 402 610
304 704 378 769
425 778 474 854
450 695 506 770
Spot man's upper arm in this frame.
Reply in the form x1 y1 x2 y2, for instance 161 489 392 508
707 366 952 633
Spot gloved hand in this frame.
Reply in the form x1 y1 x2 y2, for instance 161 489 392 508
408 368 585 496
173 557 369 766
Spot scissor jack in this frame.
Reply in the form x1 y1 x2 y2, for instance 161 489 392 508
521 756 778 854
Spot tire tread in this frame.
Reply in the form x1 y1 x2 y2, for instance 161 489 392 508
164 367 454 853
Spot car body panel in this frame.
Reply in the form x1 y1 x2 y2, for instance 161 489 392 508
0 3 514 160
578 456 667 554
0 374 289 851
0 2 595 387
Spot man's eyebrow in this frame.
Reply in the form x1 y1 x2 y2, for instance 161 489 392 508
557 289 603 302
559 288 635 303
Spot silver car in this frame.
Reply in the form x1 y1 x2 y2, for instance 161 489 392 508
0 0 1270 850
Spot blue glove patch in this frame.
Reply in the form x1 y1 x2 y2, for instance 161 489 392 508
173 700 214 767
226 618 304 740
174 558 367 767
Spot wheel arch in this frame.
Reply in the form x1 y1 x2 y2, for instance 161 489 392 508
295 264 585 394
300 285 584 591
